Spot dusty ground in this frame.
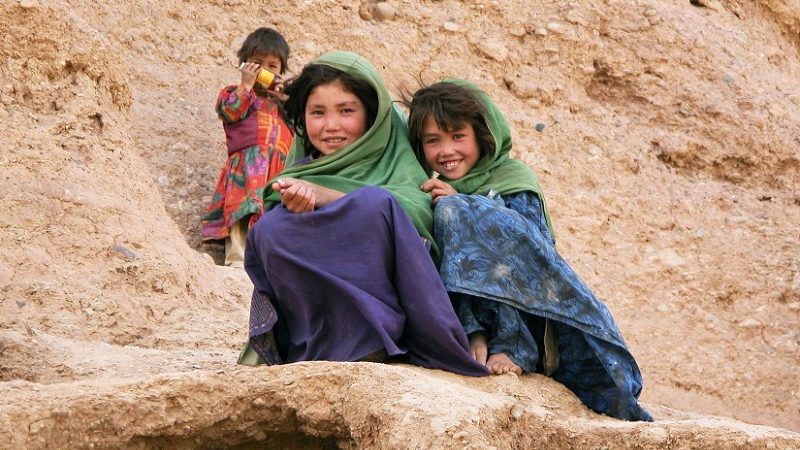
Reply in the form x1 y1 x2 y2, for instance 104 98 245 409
1 0 799 448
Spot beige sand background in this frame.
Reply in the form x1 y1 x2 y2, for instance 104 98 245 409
0 0 798 448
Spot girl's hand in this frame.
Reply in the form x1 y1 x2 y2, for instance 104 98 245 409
239 62 261 92
421 178 457 206
272 178 316 213
272 178 345 213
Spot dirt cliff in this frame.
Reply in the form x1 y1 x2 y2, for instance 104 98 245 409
1 0 798 448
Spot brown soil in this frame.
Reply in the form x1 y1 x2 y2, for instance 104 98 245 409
1 0 798 448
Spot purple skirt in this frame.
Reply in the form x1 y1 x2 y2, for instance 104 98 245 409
243 186 487 377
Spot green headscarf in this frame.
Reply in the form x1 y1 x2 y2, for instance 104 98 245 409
264 51 437 256
439 79 555 238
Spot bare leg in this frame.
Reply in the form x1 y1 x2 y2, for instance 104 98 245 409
487 352 523 375
468 332 488 366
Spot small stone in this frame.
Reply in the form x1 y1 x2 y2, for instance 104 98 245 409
252 398 266 406
443 21 459 32
534 27 548 36
656 304 669 313
546 22 563 33
738 319 760 329
723 74 735 84
510 405 524 419
110 244 136 261
358 3 372 20
535 123 545 132
19 0 38 8
788 302 800 311
158 175 169 186
216 369 225 374
373 2 395 21
644 8 657 17
192 364 202 369
690 0 709 6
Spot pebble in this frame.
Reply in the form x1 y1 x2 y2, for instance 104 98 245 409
690 0 709 6
252 397 266 406
534 27 548 36
644 8 657 17
443 21 459 32
723 74 735 84
373 2 396 21
738 319 760 329
535 123 545 132
656 304 669 313
510 405 524 419
546 22 564 33
215 369 225 374
110 244 136 261
788 302 800 311
192 364 202 369
19 0 39 8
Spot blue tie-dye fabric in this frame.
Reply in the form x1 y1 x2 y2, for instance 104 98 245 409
434 191 653 421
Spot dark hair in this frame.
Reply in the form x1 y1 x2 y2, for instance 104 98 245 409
237 27 290 74
402 82 495 167
283 64 379 156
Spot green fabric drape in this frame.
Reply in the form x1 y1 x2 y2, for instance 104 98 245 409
263 51 438 256
438 79 555 238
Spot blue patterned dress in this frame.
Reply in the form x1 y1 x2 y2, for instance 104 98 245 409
434 191 653 421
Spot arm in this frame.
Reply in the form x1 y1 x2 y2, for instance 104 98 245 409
215 63 261 123
271 178 346 213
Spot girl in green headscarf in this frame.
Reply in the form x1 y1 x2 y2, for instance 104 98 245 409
239 52 487 377
404 80 652 420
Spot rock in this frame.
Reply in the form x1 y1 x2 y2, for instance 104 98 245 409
373 2 395 21
535 123 545 132
252 397 266 406
476 40 509 62
738 319 761 329
690 0 709 6
788 302 800 311
358 3 372 20
644 8 657 17
534 27 547 36
546 22 563 33
443 21 459 32
19 0 39 9
110 244 136 261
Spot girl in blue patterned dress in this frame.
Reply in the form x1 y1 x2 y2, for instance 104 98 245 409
404 80 653 421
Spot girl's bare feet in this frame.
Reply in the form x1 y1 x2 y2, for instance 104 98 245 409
468 332 488 365
487 353 522 375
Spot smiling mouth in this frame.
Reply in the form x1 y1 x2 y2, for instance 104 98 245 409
323 137 347 145
441 160 461 170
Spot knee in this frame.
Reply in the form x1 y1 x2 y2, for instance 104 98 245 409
434 194 469 222
350 186 397 210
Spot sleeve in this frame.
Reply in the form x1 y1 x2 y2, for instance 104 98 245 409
216 85 254 123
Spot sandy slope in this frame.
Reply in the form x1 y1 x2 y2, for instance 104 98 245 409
1 0 798 447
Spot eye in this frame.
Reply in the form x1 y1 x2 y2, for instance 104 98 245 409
308 109 324 116
453 133 466 140
423 137 439 145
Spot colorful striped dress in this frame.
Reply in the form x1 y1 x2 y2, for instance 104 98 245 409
201 85 294 240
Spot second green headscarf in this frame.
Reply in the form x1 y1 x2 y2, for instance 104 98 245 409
263 51 438 256
437 79 555 238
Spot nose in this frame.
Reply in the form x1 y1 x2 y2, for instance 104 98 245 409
323 115 341 131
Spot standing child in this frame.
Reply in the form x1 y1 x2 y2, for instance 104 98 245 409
404 80 652 421
201 28 294 267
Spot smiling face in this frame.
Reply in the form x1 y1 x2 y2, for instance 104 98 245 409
304 79 368 155
421 116 481 180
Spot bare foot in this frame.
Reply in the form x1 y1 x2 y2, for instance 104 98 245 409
487 353 522 375
468 332 488 365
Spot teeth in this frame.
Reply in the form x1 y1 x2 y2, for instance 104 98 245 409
442 161 459 169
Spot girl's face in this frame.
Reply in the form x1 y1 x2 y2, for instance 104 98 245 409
247 52 282 75
305 79 368 155
421 116 480 180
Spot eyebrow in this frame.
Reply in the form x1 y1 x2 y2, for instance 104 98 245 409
307 100 360 108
